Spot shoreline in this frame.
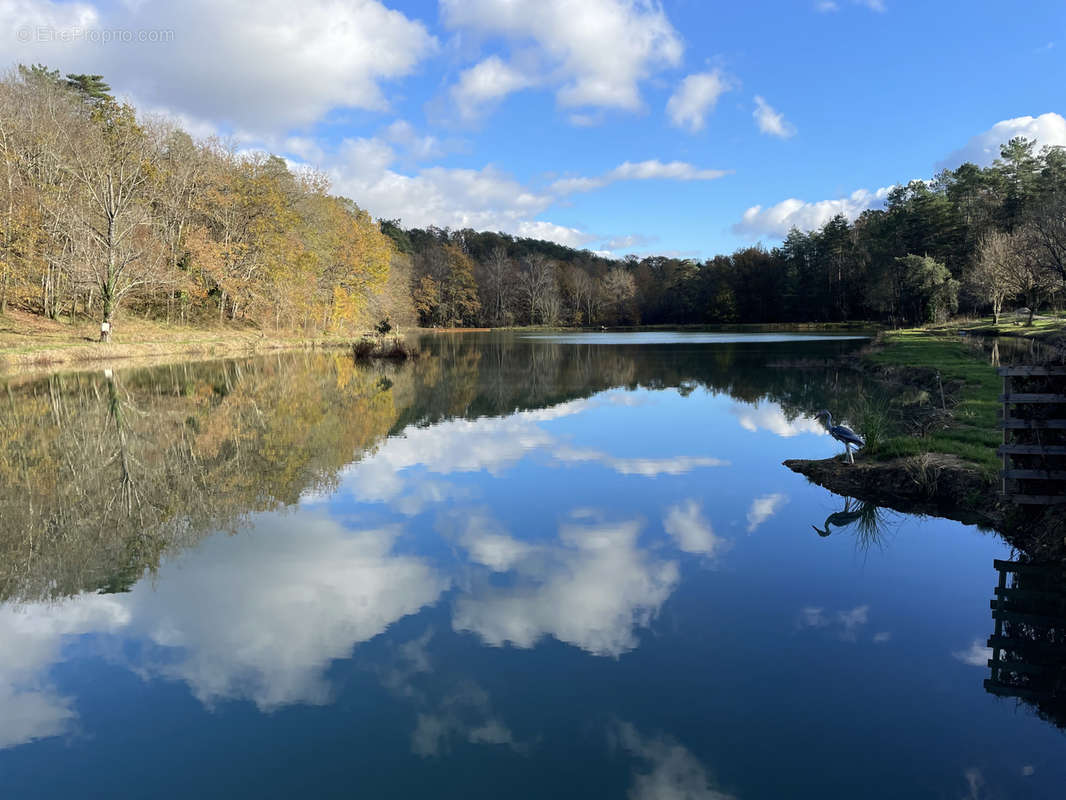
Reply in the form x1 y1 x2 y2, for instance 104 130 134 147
0 318 882 377
0 310 425 378
783 329 1066 559
0 333 367 378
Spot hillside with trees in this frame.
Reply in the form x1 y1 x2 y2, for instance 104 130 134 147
0 65 416 336
1 65 1063 336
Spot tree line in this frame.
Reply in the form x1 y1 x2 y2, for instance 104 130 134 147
0 65 413 335
1 63 1063 333
385 137 1066 328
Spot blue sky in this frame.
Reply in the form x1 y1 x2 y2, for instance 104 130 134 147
4 0 1065 258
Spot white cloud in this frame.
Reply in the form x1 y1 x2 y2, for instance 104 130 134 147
338 396 726 516
452 515 679 657
746 493 788 532
667 70 733 133
796 604 871 641
411 684 521 757
604 234 655 251
127 517 447 709
451 55 538 119
733 186 893 239
753 95 796 139
610 160 729 182
663 500 726 556
0 0 437 133
452 511 536 572
735 111 1066 243
938 113 1066 169
836 604 869 641
516 221 599 248
731 402 827 438
556 446 728 476
953 639 992 667
328 140 558 234
322 136 636 248
381 120 448 162
613 721 735 800
798 606 828 628
551 160 730 195
340 400 590 512
0 515 448 731
282 136 325 164
440 0 683 112
817 0 886 10
0 594 130 749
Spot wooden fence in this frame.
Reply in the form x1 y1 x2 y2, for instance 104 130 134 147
998 365 1066 504
985 559 1066 726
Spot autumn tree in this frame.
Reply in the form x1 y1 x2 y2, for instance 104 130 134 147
968 230 1018 324
59 99 162 337
1002 226 1059 325
413 242 480 326
599 266 637 324
517 253 556 325
478 246 514 325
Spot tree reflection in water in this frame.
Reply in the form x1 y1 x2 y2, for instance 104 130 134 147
0 333 872 603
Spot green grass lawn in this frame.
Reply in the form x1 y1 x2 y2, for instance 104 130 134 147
945 311 1066 340
863 331 1002 473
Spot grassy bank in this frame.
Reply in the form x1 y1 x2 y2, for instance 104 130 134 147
936 311 1066 349
0 309 382 376
861 330 1002 474
788 325 1066 555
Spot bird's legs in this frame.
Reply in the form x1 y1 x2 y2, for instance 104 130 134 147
845 442 854 464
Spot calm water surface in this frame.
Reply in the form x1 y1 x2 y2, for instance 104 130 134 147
0 332 1062 798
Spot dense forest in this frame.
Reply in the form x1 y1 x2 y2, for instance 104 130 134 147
1 64 1064 332
389 137 1066 328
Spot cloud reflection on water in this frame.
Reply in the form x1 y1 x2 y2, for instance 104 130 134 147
452 512 680 658
0 391 729 750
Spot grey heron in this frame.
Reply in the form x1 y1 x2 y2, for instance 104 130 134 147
815 410 864 464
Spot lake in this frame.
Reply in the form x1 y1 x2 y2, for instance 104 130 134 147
0 332 1062 798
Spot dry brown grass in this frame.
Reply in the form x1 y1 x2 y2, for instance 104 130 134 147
0 310 363 377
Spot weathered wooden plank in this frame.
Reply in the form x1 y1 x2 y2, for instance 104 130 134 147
1000 393 1066 403
999 418 1066 429
1012 495 1066 505
995 586 1066 603
993 559 1064 574
987 634 1066 656
997 366 1066 376
983 680 1045 700
998 444 1066 455
992 608 1066 627
986 658 1048 676
1002 469 1066 480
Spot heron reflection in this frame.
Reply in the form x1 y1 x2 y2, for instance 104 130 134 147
812 496 890 551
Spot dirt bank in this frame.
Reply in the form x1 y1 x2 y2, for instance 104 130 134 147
784 454 1002 528
785 455 1066 558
